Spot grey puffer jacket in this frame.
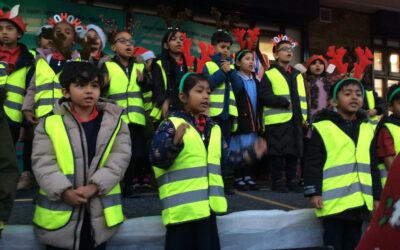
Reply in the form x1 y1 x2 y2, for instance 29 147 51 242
31 98 131 249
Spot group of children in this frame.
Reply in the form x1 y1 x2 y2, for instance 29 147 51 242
0 4 398 250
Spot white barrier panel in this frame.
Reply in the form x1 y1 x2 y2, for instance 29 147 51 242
0 209 323 250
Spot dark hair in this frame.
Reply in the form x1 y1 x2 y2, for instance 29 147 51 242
59 62 103 90
54 22 77 38
211 31 233 45
158 29 188 76
387 83 400 104
179 73 208 96
234 49 253 70
108 30 129 45
161 29 182 55
329 78 364 101
272 40 292 53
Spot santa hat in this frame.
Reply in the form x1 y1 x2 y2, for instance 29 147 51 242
86 24 107 50
0 5 27 33
133 47 156 61
305 55 328 70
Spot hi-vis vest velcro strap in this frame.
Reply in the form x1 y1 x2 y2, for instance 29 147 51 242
313 120 374 217
366 90 378 124
153 117 227 225
33 115 124 230
149 60 167 121
105 61 145 125
205 61 238 120
263 68 307 125
1 66 30 123
34 58 63 118
377 123 400 187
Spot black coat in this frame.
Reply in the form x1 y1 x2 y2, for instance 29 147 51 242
303 109 382 220
258 64 305 157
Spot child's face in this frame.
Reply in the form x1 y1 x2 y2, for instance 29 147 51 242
181 80 210 114
86 29 102 51
213 42 231 59
309 60 325 76
165 32 184 54
336 84 363 115
389 99 400 118
237 52 254 74
54 22 76 48
112 32 134 59
273 43 293 64
38 36 54 49
0 20 20 46
62 77 101 110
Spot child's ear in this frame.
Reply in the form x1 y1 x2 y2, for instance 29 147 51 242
178 93 187 104
111 44 116 52
62 88 70 99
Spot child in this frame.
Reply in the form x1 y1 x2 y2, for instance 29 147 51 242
31 62 131 250
374 83 400 187
151 72 267 250
229 50 262 190
85 24 107 67
203 30 237 140
36 24 54 50
258 35 307 193
303 78 381 249
0 5 34 142
150 28 188 122
0 87 19 239
22 12 82 123
101 30 151 196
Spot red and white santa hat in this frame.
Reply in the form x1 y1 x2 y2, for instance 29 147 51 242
0 5 27 33
86 24 107 50
133 46 156 61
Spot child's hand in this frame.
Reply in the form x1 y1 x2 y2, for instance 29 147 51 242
310 196 323 209
62 189 87 206
221 60 231 73
161 99 170 119
23 110 39 125
145 59 153 72
368 109 377 117
136 69 144 83
254 138 267 159
75 184 98 199
173 123 189 145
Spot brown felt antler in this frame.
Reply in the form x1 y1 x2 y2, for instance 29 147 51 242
326 46 349 76
181 33 195 72
232 28 246 49
353 47 373 79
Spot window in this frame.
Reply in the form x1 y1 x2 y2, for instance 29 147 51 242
388 80 399 87
259 35 274 62
374 51 383 71
374 79 383 97
390 53 399 73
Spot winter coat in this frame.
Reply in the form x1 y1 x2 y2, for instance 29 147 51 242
31 98 131 249
0 87 18 221
258 64 305 156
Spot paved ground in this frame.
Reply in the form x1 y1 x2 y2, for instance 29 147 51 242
9 180 312 225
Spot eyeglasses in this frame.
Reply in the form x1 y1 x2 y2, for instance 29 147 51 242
114 38 134 45
277 47 294 53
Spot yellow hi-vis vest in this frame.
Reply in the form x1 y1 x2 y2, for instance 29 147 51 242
205 61 238 132
377 123 400 187
153 117 227 225
33 115 124 230
150 60 167 121
143 90 153 112
34 57 81 118
0 64 30 123
263 68 308 125
366 90 378 124
313 120 374 217
105 61 145 125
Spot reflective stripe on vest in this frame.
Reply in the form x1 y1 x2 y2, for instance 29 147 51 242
33 115 124 230
0 66 30 123
263 68 307 125
366 90 378 124
105 61 145 125
34 58 62 118
153 117 227 225
313 120 374 217
143 91 153 112
205 61 238 119
377 123 400 187
149 60 167 121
